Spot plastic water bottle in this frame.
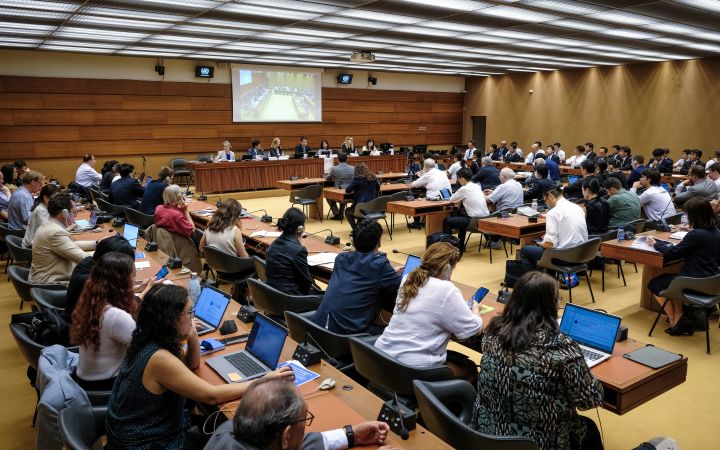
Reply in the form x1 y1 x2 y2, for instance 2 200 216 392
531 199 538 211
188 273 201 303
617 227 625 242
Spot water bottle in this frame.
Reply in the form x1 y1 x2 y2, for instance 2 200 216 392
617 227 625 242
188 273 201 303
531 199 538 211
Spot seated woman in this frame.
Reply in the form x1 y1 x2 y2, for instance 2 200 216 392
106 284 293 450
344 163 381 230
22 183 60 247
363 138 381 156
374 242 483 381
265 208 319 296
472 271 604 450
247 139 264 159
99 160 118 194
269 137 285 158
647 197 720 335
199 198 249 258
154 184 202 247
2 163 18 195
215 140 235 162
71 252 160 391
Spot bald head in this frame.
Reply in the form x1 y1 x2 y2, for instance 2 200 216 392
500 167 515 182
423 158 436 170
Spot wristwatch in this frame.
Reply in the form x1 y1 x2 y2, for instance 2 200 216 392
344 425 355 448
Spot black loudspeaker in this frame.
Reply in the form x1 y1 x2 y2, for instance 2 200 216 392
144 242 158 252
616 325 628 342
325 235 341 245
219 320 238 335
237 305 257 323
167 257 182 269
260 215 273 223
292 342 322 366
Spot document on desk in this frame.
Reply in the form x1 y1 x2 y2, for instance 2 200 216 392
249 230 282 238
630 237 655 251
669 231 688 240
277 360 319 387
307 252 338 267
134 261 151 270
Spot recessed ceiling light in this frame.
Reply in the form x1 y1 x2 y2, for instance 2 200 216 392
0 7 70 19
189 18 273 31
81 7 188 22
486 30 545 41
41 45 117 53
253 32 326 43
172 25 253 37
243 0 340 14
589 11 657 26
477 6 560 23
219 4 320 21
457 34 512 44
513 42 561 50
423 21 489 34
336 10 421 24
131 0 220 9
675 0 720 13
547 19 608 31
522 0 605 15
395 26 461 37
400 0 491 11
687 42 720 52
0 0 80 12
601 29 658 39
541 37 590 47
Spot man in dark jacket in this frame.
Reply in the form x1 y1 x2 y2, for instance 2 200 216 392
524 164 555 202
649 148 673 174
109 163 144 207
472 156 501 189
563 160 596 199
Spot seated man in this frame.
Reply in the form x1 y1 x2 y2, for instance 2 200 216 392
562 160 596 200
411 158 451 200
519 188 588 270
648 148 673 174
443 168 489 250
204 377 392 450
583 178 610 235
325 152 354 220
604 177 641 228
294 136 311 156
7 170 45 230
630 169 676 222
674 165 719 207
708 162 720 189
536 154 560 182
109 162 145 208
679 149 703 175
606 158 628 189
140 166 174 215
565 145 587 168
626 154 647 186
524 164 556 202
29 193 97 285
485 167 524 211
75 154 102 188
471 156 501 189
618 146 633 170
313 220 401 335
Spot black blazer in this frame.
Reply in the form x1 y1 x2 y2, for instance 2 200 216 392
346 177 380 207
265 235 315 296
585 197 610 235
524 177 555 201
109 176 144 207
563 176 587 199
656 157 673 174
654 227 720 278
269 148 284 157
294 144 311 155
472 165 501 189
619 156 633 170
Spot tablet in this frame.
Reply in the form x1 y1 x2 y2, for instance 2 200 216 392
401 255 422 279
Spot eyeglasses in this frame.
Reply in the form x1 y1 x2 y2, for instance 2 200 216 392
295 410 314 427
178 309 194 318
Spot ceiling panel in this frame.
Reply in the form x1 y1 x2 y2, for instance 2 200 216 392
0 0 718 76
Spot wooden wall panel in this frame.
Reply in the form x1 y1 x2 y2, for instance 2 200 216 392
0 75 464 165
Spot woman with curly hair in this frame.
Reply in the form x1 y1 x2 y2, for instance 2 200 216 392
71 252 158 390
344 163 380 230
198 198 248 258
106 284 294 450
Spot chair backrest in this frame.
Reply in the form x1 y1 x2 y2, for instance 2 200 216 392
9 322 45 370
58 406 107 450
348 336 454 398
413 380 539 450
8 265 67 304
30 287 68 313
389 190 412 201
170 158 188 170
664 213 684 225
154 227 202 274
253 256 267 281
0 222 26 240
355 195 389 217
284 311 368 362
626 219 647 233
197 155 213 162
124 208 154 228
247 278 321 321
538 238 601 270
662 273 720 303
95 198 126 217
203 245 255 275
6 234 32 264
296 184 322 199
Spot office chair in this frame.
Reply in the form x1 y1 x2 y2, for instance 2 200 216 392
30 287 68 314
58 406 107 450
247 278 322 325
536 238 601 303
124 208 154 234
6 234 32 268
95 197 126 218
289 184 323 222
353 195 393 239
8 265 66 310
588 230 627 292
170 158 193 185
0 223 25 272
413 380 539 450
202 245 256 302
252 256 267 281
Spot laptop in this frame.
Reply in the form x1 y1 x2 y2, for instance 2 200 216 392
75 208 98 230
567 175 580 185
439 188 452 200
194 285 232 336
206 314 288 383
401 254 422 278
559 304 622 368
122 223 140 247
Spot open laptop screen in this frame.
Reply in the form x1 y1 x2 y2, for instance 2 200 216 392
194 286 230 328
122 224 139 247
401 255 422 279
246 314 287 369
560 304 621 354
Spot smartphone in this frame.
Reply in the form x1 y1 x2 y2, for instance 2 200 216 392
471 287 489 303
154 266 169 281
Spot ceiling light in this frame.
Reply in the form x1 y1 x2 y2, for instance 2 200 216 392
423 21 489 34
172 25 253 37
589 11 657 26
282 28 352 39
541 37 589 47
513 42 561 50
0 0 80 12
547 19 608 31
486 30 544 40
477 6 560 23
70 15 171 29
219 4 320 20
313 16 382 29
652 37 691 46
146 34 227 45
219 43 294 51
118 49 188 57
189 18 273 31
687 42 720 52
521 0 604 15
400 0 491 11
395 26 461 37
243 0 340 13
44 40 123 49
81 7 187 22
254 32 326 43
458 34 512 44
675 0 720 13
131 0 220 8
0 7 70 19
601 29 658 39
40 45 116 53
336 10 421 24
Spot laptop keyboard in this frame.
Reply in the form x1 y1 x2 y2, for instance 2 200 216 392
224 353 266 376
582 347 604 361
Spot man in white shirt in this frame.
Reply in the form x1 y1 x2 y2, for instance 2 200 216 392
519 188 588 270
443 168 489 251
708 163 720 190
486 168 524 211
565 145 588 168
524 142 541 165
411 158 451 200
464 139 477 160
630 169 676 221
75 154 102 187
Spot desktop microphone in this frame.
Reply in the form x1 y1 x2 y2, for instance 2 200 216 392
214 195 223 208
302 229 340 245
378 391 415 439
652 199 674 231
248 209 273 223
197 192 208 201
184 178 193 196
292 332 339 367
392 249 418 258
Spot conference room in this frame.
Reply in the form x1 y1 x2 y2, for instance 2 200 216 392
2 1 720 449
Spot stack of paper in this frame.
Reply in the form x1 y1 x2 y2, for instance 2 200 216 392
669 231 688 240
307 252 338 267
249 230 282 238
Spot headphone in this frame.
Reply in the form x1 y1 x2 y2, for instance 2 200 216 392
296 225 304 237
61 208 70 225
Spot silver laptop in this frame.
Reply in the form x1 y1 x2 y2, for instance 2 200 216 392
559 304 622 368
122 223 140 248
75 208 99 230
206 314 287 383
193 285 231 336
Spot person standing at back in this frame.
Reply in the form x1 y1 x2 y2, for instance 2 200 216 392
75 154 102 187
313 220 401 335
344 164 381 230
325 153 354 220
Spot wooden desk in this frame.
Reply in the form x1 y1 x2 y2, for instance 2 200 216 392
475 215 546 247
386 200 452 241
190 159 324 193
559 166 582 175
194 313 451 449
600 230 683 312
346 155 408 174
323 184 412 203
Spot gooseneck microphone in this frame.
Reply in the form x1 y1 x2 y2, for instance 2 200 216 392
302 228 335 238
303 228 340 245
394 392 410 440
248 209 273 223
392 249 418 258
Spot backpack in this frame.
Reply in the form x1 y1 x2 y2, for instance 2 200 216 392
27 309 71 347
503 259 527 289
426 232 461 250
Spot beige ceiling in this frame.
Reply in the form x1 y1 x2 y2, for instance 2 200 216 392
1 0 720 76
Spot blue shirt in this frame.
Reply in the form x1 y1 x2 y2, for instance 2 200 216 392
545 159 560 182
627 165 646 186
313 252 401 334
140 180 167 215
7 186 34 230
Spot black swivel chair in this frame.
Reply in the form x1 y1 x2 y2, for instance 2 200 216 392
348 336 454 405
95 198 126 218
8 265 66 310
536 238 601 303
197 155 213 163
413 380 539 450
202 246 256 302
124 208 155 235
353 195 393 239
6 234 32 268
289 185 323 222
0 223 25 272
252 256 267 281
247 278 322 325
58 406 108 450
171 158 193 185
388 190 413 233
30 287 68 314
649 273 720 354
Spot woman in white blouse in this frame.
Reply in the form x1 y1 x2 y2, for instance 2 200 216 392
22 183 62 247
199 198 249 258
375 242 484 381
215 140 235 162
363 138 381 156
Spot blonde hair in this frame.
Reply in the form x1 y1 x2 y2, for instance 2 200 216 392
223 140 232 149
398 242 460 312
162 184 183 205
271 137 281 149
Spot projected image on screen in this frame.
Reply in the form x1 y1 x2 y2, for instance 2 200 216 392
231 65 322 122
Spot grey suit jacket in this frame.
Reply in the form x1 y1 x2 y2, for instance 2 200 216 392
674 178 719 205
204 420 325 450
29 219 94 285
327 163 355 188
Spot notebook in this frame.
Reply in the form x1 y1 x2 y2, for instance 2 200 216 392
206 314 288 383
559 304 621 368
122 223 140 247
194 285 232 336
401 254 422 278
